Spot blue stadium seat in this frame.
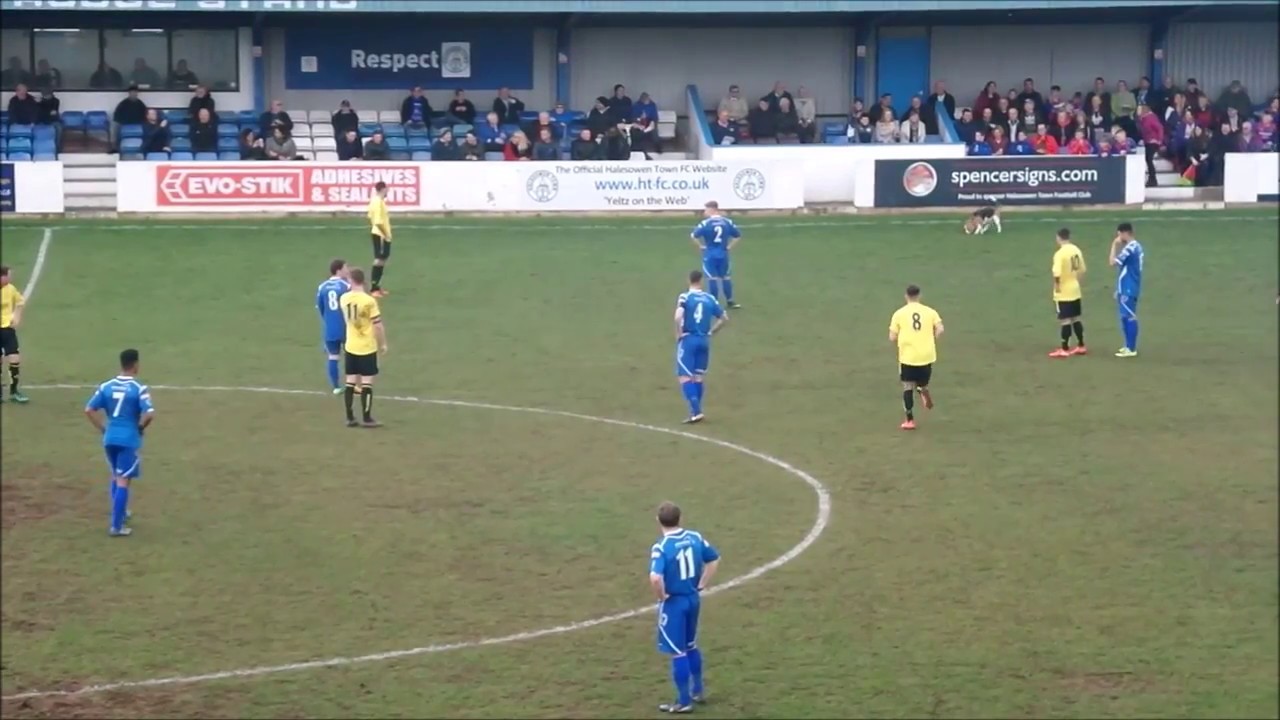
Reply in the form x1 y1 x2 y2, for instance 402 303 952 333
405 125 429 138
8 124 33 138
170 151 194 161
385 137 407 151
518 111 539 123
825 134 849 145
389 151 410 161
145 152 170 161
33 151 56 161
500 124 520 137
381 124 405 137
411 150 431 161
562 110 586 122
823 122 845 136
171 137 192 152
217 137 240 151
86 111 110 133
164 109 187 123
8 151 31 161
0 125 6 138
452 123 473 137
32 125 55 141
120 138 144 154
120 124 144 139
0 111 7 124
0 153 6 161
218 151 240 160
407 136 431 152
484 152 504 161
237 110 257 125
217 124 239 137
60 110 85 130
358 122 381 136
170 123 190 137
33 139 55 154
195 152 219 161
120 153 143 161
6 137 31 153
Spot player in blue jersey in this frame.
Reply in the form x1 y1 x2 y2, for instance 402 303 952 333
649 501 720 713
316 258 351 393
675 270 727 424
83 349 155 537
1109 222 1144 358
690 201 742 309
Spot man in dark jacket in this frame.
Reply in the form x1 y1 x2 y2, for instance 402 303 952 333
445 89 476 125
760 81 794 113
1085 77 1110 113
952 107 979 144
1217 80 1254 118
332 100 358 137
188 85 215 120
6 84 39 125
363 130 390 160
570 128 600 160
1015 78 1044 114
606 84 632 124
259 99 293 137
336 129 363 161
432 129 459 160
491 87 524 124
114 85 147 126
401 86 432 129
586 96 612 139
869 93 895 123
923 80 956 135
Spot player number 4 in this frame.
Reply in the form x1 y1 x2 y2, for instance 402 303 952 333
676 546 696 581
693 303 704 324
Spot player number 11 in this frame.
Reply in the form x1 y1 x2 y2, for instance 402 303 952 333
676 546 696 580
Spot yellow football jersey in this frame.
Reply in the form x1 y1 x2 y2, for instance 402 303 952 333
340 291 382 355
0 284 24 329
1052 243 1086 301
367 196 391 240
889 302 942 366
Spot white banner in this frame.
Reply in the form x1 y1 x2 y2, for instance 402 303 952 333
1 161 64 214
115 160 804 213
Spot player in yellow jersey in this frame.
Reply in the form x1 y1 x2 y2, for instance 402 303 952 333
889 284 944 431
367 181 392 298
1049 227 1087 358
0 266 29 404
339 268 388 428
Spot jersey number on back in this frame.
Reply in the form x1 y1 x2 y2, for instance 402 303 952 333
712 226 723 245
327 290 340 311
110 390 126 417
1069 255 1082 272
693 303 704 324
911 313 922 331
676 546 696 580
345 304 360 323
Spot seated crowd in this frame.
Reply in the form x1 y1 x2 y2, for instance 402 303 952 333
710 82 818 145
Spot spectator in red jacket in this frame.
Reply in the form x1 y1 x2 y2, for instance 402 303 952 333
1065 129 1092 155
1048 110 1074 146
503 130 533 161
1030 123 1059 155
1192 93 1214 127
973 81 999 119
1138 104 1165 186
988 125 1008 155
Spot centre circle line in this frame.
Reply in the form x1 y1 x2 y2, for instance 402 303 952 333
5 384 832 701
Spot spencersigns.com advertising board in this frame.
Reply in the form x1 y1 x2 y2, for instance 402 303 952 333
874 156 1129 207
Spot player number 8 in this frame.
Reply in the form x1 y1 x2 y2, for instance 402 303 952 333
327 290 340 311
911 312 922 331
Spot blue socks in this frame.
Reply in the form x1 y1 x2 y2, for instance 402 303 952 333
109 479 116 504
1122 317 1139 350
671 655 693 706
722 278 734 303
687 648 704 695
111 483 130 531
326 357 340 389
680 382 701 415
707 278 721 300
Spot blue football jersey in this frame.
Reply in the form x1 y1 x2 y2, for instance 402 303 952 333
650 529 720 596
316 277 351 342
86 376 155 450
692 216 740 258
1115 240 1144 298
678 290 723 336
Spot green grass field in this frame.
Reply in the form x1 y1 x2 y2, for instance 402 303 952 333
1 209 1277 719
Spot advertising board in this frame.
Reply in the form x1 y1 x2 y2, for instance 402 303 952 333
874 156 1130 207
0 163 13 213
147 164 419 210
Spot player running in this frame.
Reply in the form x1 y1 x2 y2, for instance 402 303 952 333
1109 222 1144 358
316 259 351 394
83 349 155 537
690 201 742 309
1049 227 1087 358
674 270 727 425
0 265 29 404
367 182 392 298
889 284 944 430
339 267 387 428
649 501 720 713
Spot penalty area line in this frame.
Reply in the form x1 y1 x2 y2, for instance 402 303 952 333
4 383 832 702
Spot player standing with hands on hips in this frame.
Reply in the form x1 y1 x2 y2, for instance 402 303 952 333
674 270 727 425
1048 228 1087 358
0 265 29 403
367 182 392 298
690 201 742 309
1109 222 1144 358
84 349 155 537
649 501 720 713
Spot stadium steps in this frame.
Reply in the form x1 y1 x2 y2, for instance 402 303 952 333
62 153 118 209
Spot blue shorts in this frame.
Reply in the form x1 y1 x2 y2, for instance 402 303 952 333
1117 295 1139 320
702 254 731 279
675 336 710 378
104 445 141 479
323 339 344 355
657 593 701 655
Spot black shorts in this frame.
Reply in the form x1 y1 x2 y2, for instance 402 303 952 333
899 363 932 386
371 234 392 260
344 351 379 377
0 327 18 356
1055 299 1083 320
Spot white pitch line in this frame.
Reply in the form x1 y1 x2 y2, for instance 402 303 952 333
20 228 53 301
32 214 1278 234
3 383 833 702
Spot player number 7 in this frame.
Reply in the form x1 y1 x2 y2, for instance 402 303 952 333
110 390 126 418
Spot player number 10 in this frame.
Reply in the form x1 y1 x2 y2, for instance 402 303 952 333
676 546 696 581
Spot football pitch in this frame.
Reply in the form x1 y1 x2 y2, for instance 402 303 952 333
1 209 1277 719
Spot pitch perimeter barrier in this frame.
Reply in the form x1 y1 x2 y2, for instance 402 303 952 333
0 162 65 214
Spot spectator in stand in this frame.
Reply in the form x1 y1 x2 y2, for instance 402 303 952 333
113 84 147 126
1016 78 1044 113
775 97 801 144
1045 85 1069 117
1218 80 1253 118
710 110 736 145
1134 76 1153 111
1223 106 1243 136
191 107 217 153
446 89 476 125
587 97 612 140
1237 121 1264 152
994 96 1012 125
979 106 995 135
1186 125 1209 186
1048 110 1074 147
629 111 660 157
1208 123 1234 185
1255 112 1276 150
332 99 358 138
747 98 777 143
89 61 124 89
336 129 363 160
478 111 508 151
899 109 927 144
1111 80 1137 136
533 127 559 160
432 129 459 160
603 125 630 160
1183 78 1204 106
526 110 559 141
494 87 524 124
871 93 895 123
606 84 633 124
33 60 61 90
1085 77 1110 113
988 125 1008 155
239 128 264 160
1169 109 1195 170
634 92 658 125
129 58 162 88
141 108 170 154
169 59 199 89
265 126 297 160
503 130 533 161
36 87 59 137
188 85 215 121
1151 76 1176 118
1192 94 1215 128
2 57 32 87
460 132 484 160
967 129 992 156
1006 88 1019 104
718 84 748 124
848 97 866 121
1001 106 1020 143
974 81 1000 119
905 95 925 125
873 109 899 143
6 84 39 126
848 113 874 143
1031 123 1058 155
401 86 432 131
570 128 600 160
761 81 794 113
1071 92 1085 112
1097 136 1116 157
1162 92 1187 131
954 107 979 143
1137 104 1165 187
795 86 817 143
1008 130 1035 155
924 81 955 135
1111 128 1135 154
550 101 573 126
1260 96 1279 121
363 130 390 161
1065 128 1092 155
259 99 293 137
1019 98 1042 137
1086 94 1110 143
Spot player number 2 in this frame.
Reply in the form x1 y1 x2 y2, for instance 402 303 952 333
110 390 126 417
676 546 696 581
326 290 340 311
911 312 922 331
712 226 723 245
